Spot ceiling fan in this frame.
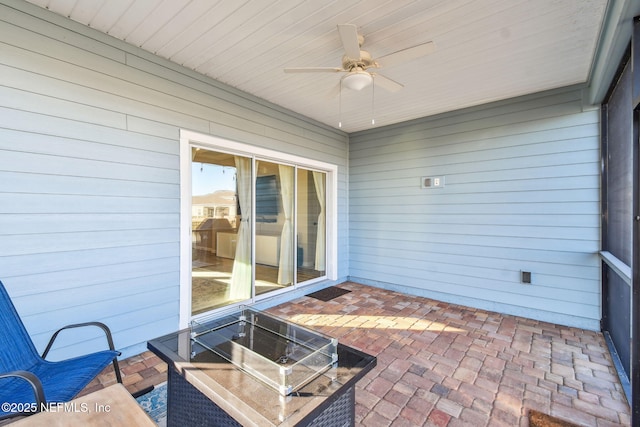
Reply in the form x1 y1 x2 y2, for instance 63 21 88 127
284 24 435 93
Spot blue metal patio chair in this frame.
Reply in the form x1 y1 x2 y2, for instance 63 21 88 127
0 280 122 420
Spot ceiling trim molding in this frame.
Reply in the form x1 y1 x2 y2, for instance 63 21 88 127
587 0 640 104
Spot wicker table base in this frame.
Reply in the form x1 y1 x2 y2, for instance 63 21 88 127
167 368 355 427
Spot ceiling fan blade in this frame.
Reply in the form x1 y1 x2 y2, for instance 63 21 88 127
325 82 341 99
373 73 404 92
337 24 361 59
375 41 435 68
284 67 344 73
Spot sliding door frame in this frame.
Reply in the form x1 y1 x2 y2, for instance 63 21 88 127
178 130 338 327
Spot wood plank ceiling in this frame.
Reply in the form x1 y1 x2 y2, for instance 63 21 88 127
25 0 608 133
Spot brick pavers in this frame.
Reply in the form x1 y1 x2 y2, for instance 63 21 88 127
268 282 630 426
84 281 630 426
80 350 167 397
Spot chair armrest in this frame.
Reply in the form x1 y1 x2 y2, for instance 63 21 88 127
42 322 120 359
0 370 45 412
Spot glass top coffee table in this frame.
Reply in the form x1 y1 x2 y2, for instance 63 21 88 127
148 307 376 426
190 306 338 396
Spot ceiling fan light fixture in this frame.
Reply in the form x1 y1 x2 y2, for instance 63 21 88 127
342 70 373 91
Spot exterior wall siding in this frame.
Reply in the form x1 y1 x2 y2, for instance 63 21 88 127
0 0 348 359
349 87 601 330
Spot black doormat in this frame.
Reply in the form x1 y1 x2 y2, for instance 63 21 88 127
306 286 351 302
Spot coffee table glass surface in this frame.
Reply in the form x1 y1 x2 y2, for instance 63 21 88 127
190 306 338 395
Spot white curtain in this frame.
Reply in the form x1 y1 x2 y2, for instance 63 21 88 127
229 156 252 301
312 171 326 271
277 165 294 285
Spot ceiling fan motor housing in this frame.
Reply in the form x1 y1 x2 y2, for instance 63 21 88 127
342 50 377 71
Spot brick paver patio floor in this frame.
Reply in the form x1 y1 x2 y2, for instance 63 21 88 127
84 281 631 426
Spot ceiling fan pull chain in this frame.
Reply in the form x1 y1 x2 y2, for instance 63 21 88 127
339 83 342 128
339 79 343 128
371 77 375 125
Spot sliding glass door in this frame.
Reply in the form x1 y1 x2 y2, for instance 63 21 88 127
297 168 326 283
254 160 295 295
191 148 251 314
188 145 330 317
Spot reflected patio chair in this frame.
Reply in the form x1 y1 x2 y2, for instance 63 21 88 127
0 280 122 420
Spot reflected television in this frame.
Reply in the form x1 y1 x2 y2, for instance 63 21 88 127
256 174 279 218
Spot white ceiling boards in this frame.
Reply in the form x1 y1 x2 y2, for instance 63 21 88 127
25 0 608 132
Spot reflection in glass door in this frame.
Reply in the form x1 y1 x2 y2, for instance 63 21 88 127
189 145 329 316
255 160 295 296
297 168 326 283
191 148 252 314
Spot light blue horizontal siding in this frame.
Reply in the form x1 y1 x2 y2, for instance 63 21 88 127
349 86 601 329
0 0 348 359
0 244 178 278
